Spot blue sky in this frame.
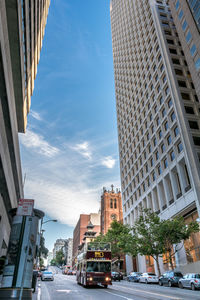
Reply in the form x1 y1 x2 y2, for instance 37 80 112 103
19 0 120 251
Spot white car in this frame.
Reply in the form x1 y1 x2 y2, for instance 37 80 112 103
41 271 54 281
139 272 158 284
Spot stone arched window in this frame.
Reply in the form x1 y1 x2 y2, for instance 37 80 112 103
110 199 113 208
114 199 117 209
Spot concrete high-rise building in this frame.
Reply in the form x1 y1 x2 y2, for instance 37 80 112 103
110 0 200 274
53 238 67 259
72 213 101 267
101 186 123 234
64 238 73 267
169 0 200 99
0 1 50 257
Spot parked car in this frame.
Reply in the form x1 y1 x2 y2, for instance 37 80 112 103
139 272 159 284
159 271 183 287
72 270 76 275
127 272 142 282
119 272 124 280
66 269 73 275
179 273 200 290
41 271 54 281
111 272 121 281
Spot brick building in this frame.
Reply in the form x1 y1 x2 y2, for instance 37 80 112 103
72 213 100 267
101 186 123 235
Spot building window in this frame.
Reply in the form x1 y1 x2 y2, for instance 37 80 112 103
170 151 175 161
175 69 183 76
164 158 168 168
159 130 162 139
151 157 154 167
189 121 199 130
186 30 192 43
152 172 156 181
175 0 179 10
181 92 191 100
161 143 165 153
178 80 187 88
168 98 172 108
167 135 172 145
171 112 176 122
174 126 179 136
110 199 113 208
178 9 183 20
190 44 197 57
178 142 183 152
195 57 200 71
182 20 188 31
154 138 157 146
185 106 194 114
114 199 117 209
156 151 159 160
158 165 162 175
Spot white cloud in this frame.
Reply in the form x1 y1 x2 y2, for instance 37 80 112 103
19 129 60 158
72 141 92 159
30 110 42 121
101 156 116 169
24 178 100 226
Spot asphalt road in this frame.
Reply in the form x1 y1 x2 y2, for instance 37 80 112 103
33 267 200 300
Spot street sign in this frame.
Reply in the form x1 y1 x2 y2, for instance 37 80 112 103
16 199 34 216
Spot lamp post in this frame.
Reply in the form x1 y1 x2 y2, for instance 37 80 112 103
38 219 57 268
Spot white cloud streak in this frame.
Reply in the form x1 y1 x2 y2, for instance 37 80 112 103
19 129 60 158
101 156 116 169
30 110 42 121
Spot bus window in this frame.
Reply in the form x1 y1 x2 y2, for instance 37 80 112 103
99 262 111 272
87 262 98 272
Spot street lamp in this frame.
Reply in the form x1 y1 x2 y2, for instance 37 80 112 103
38 219 57 268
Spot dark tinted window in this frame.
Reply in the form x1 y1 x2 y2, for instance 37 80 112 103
174 272 183 277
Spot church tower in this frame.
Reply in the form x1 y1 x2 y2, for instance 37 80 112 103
100 185 123 234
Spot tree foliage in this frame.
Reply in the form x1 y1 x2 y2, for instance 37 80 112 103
94 210 199 275
39 236 49 259
55 249 65 266
95 220 137 258
133 208 199 273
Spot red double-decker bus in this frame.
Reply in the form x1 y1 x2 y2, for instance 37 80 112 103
76 242 112 288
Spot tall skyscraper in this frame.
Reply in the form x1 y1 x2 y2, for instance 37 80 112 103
100 186 123 234
169 0 200 100
0 1 50 257
110 0 200 274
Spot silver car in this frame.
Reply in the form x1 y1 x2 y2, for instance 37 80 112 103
41 271 54 281
179 273 200 290
139 272 159 284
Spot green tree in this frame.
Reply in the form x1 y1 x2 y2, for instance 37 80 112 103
132 208 199 274
50 259 57 266
159 216 199 270
95 220 138 258
133 209 163 276
39 236 49 258
55 249 65 266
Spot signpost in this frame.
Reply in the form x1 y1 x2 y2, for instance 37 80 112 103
16 199 34 216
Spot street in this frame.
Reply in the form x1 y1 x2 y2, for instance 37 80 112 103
32 267 200 300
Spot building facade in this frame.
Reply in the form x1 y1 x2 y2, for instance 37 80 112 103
0 0 50 257
64 238 73 267
101 186 123 234
53 238 67 259
72 213 101 267
169 0 200 100
110 0 200 275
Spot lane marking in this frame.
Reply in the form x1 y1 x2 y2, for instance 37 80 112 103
37 284 41 300
104 290 135 300
112 285 182 300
